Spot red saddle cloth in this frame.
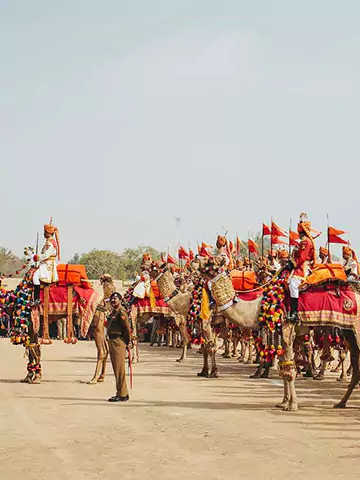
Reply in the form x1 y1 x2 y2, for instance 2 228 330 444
298 284 358 320
237 290 263 302
131 297 172 317
38 284 101 337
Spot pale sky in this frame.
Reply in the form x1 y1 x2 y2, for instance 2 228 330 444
1 1 359 261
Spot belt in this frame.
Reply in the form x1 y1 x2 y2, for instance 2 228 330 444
108 333 122 340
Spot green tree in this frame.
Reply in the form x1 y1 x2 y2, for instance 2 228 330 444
0 247 24 276
76 250 123 279
120 246 161 280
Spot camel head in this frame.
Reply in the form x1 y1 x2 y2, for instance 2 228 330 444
148 261 167 280
197 255 225 279
100 274 115 299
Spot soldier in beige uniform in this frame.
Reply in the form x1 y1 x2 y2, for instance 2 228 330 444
107 292 131 402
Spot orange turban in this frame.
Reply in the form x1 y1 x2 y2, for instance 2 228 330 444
216 235 227 248
268 249 277 258
319 247 328 257
44 219 60 261
343 246 353 257
142 253 152 262
278 249 289 259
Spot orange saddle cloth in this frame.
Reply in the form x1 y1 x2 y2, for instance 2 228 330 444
57 264 91 287
230 270 257 291
150 280 162 298
302 263 347 287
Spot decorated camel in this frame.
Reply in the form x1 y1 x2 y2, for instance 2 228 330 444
196 254 360 411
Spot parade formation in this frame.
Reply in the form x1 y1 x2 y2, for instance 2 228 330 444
1 214 360 411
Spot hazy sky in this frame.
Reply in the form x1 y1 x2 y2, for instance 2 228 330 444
1 1 359 261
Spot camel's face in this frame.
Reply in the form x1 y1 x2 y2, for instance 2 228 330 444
197 256 224 279
148 261 167 280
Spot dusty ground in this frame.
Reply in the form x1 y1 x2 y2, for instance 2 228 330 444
0 339 359 480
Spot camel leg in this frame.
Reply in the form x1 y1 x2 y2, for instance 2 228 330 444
276 376 290 409
337 351 348 383
335 333 360 408
197 347 209 377
209 341 219 378
277 323 298 411
176 316 188 363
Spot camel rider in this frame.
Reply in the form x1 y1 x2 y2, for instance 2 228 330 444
278 249 289 268
267 249 281 274
133 254 152 299
287 213 316 323
213 235 230 268
342 246 359 281
318 246 329 264
32 219 60 303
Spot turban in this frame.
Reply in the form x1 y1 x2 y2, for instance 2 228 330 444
216 235 227 248
142 253 152 262
342 246 353 257
278 250 289 259
319 247 328 257
268 249 277 258
44 218 60 261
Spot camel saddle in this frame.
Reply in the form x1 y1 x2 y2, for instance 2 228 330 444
300 263 347 291
230 270 257 292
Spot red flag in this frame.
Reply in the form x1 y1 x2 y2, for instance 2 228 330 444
248 239 258 254
178 246 189 260
328 234 348 244
262 224 271 236
189 249 194 261
167 254 177 264
229 241 236 254
271 221 286 237
161 252 166 263
328 226 347 244
198 245 210 257
271 235 287 245
201 242 212 249
289 231 299 246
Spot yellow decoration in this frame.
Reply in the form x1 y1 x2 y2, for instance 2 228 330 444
149 287 156 311
200 288 211 321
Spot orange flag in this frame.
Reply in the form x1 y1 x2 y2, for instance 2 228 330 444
271 221 286 238
189 249 195 260
328 226 347 236
167 254 177 265
236 237 243 258
248 239 258 254
289 230 299 246
272 236 287 245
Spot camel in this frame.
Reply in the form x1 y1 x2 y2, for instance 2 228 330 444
1 269 101 384
149 262 236 378
196 256 360 411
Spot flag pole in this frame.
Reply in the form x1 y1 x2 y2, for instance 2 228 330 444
327 213 331 262
261 222 264 258
288 219 292 257
270 217 273 253
248 230 251 266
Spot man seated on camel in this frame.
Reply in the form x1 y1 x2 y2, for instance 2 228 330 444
342 246 359 281
32 219 60 303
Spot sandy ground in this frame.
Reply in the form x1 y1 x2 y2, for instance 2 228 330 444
0 339 360 480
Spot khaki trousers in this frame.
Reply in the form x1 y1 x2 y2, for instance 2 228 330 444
109 337 129 397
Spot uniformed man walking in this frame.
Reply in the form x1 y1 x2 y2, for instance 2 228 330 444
107 292 131 402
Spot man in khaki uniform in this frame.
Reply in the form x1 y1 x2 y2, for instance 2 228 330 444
107 292 131 402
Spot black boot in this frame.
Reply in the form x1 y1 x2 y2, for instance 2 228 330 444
289 298 299 324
